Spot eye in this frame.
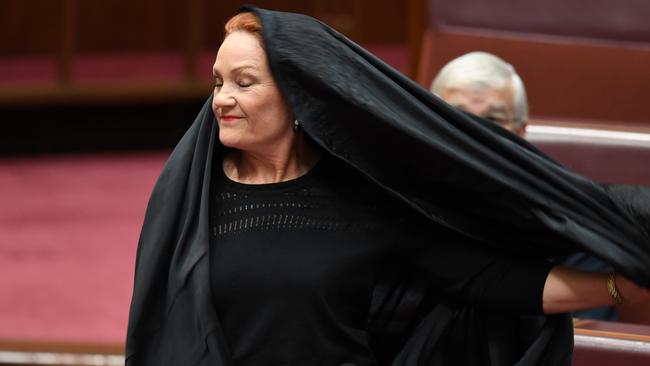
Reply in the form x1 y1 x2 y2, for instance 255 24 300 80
486 116 508 125
238 80 253 88
214 78 223 88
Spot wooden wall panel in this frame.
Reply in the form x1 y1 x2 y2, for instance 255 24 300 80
203 0 319 50
0 0 63 54
75 0 186 52
1 0 408 56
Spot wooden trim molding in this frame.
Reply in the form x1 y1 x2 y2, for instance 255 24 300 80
0 340 124 366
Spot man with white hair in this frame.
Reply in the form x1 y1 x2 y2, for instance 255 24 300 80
431 51 623 321
431 51 528 137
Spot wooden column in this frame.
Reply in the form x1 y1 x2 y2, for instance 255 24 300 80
186 0 204 83
314 0 364 40
407 0 427 80
58 0 76 86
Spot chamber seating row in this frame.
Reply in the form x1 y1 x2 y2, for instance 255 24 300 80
412 0 650 125
2 320 650 366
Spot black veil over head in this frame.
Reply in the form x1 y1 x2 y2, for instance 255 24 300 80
125 5 650 366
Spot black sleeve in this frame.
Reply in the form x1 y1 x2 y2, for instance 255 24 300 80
604 184 650 234
399 219 552 315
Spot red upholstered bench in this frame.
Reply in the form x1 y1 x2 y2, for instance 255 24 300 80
528 119 650 363
526 120 650 186
414 0 650 125
573 320 650 366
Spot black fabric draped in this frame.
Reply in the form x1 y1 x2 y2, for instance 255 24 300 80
125 6 650 366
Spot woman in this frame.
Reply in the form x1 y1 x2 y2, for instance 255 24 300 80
126 7 650 366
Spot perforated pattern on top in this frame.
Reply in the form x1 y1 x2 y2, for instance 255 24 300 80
212 188 376 238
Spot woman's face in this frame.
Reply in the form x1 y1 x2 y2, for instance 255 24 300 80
212 31 294 153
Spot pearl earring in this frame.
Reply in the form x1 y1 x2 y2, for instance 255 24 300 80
293 119 301 132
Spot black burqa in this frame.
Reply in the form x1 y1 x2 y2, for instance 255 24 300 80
125 6 650 366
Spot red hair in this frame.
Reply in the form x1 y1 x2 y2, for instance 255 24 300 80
224 12 263 43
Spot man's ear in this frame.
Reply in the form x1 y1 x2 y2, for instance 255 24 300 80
516 122 527 138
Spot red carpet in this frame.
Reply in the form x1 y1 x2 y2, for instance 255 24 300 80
0 151 168 343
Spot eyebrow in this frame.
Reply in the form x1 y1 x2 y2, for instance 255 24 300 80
213 65 257 77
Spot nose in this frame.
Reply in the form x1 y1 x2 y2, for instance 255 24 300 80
213 85 236 109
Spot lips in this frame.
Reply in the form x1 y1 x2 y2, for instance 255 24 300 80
220 115 243 123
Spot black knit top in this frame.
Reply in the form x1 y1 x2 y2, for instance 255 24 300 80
209 156 551 366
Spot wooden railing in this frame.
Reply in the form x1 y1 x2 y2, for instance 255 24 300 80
0 340 123 366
